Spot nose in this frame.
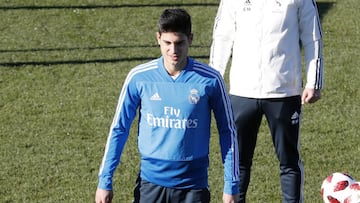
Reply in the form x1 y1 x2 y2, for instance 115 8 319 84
169 44 177 54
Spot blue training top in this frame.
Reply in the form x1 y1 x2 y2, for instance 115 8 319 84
97 57 239 194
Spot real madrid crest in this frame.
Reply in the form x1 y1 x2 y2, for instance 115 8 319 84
188 89 200 104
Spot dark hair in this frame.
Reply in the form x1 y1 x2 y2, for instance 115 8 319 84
158 8 192 36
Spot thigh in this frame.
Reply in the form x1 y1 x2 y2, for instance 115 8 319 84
139 180 166 203
173 188 210 203
263 96 302 163
138 180 210 203
230 95 263 160
230 95 263 129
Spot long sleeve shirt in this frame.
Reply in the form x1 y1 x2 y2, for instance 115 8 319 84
210 0 324 98
97 57 240 194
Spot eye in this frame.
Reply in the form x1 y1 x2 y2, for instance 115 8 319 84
175 40 186 46
163 41 172 45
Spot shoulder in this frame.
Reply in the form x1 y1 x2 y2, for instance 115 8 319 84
126 58 159 80
190 59 228 96
130 59 158 75
191 58 223 79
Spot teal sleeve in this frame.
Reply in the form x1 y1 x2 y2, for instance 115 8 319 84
211 73 240 195
97 72 140 191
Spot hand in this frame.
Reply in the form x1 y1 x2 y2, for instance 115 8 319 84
95 188 113 203
301 88 321 104
223 193 238 203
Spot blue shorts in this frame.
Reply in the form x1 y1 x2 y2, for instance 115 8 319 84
132 176 210 203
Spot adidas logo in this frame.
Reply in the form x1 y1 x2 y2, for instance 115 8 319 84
150 92 162 101
291 111 299 125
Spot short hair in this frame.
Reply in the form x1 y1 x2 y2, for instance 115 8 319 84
158 8 192 36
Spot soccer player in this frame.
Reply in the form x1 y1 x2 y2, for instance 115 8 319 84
95 8 239 203
209 0 324 202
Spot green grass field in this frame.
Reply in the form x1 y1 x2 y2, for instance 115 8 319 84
0 0 359 202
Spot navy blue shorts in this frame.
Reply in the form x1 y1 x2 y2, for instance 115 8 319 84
132 176 210 203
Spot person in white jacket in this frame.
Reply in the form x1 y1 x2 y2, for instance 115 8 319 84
209 0 324 202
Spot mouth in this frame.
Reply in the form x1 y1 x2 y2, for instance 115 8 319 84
170 56 179 62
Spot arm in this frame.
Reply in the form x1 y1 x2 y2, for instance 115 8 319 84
299 0 324 104
95 188 113 203
210 74 240 195
223 193 238 203
96 72 140 193
302 88 321 104
209 0 237 76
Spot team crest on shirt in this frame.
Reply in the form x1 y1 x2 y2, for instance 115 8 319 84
188 89 200 104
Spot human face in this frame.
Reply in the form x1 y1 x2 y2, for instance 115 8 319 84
157 31 193 73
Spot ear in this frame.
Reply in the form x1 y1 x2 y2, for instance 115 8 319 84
156 32 161 45
188 33 193 45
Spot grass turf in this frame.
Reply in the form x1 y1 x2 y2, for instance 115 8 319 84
1 0 359 202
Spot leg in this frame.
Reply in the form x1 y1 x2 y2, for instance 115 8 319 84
138 179 167 203
230 95 263 203
263 96 304 203
171 188 210 203
139 181 210 203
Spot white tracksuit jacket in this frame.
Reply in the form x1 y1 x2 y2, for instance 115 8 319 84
210 0 324 98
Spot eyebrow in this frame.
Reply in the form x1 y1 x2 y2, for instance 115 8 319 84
162 38 186 44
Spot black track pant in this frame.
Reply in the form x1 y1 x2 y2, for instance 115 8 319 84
230 95 304 203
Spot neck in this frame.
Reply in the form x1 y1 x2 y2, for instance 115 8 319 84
164 58 187 76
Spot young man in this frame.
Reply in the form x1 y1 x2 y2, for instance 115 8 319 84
95 8 239 203
209 0 324 202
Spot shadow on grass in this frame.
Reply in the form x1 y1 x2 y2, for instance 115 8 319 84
0 56 210 67
0 3 218 10
0 45 210 53
0 2 335 67
316 2 335 20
